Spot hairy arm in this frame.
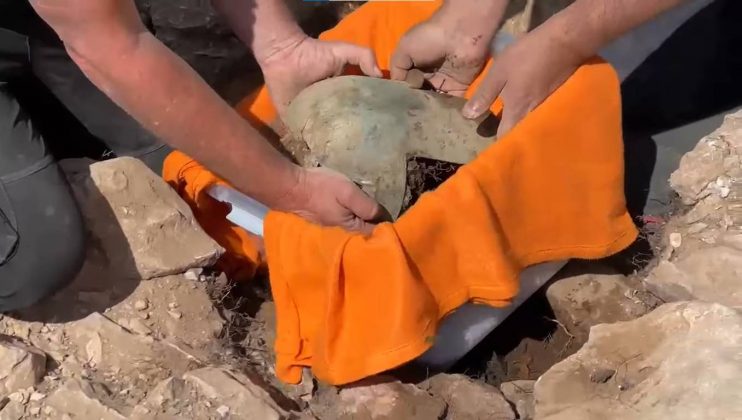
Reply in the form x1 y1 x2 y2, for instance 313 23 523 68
30 0 302 208
543 0 690 60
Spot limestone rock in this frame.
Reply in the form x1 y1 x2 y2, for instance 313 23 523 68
62 313 199 384
107 275 224 351
421 374 515 420
500 381 535 420
546 264 656 341
184 367 290 419
646 243 742 306
63 157 223 280
311 377 446 420
534 302 742 420
0 338 46 396
46 379 126 420
670 111 742 205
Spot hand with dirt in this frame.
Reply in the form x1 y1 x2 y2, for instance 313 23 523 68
390 0 507 96
390 18 490 96
259 37 383 116
461 0 692 137
461 26 587 137
285 167 383 233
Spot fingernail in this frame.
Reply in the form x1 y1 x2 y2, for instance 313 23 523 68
374 66 383 78
462 103 482 119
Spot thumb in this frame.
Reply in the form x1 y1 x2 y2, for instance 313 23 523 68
339 182 382 222
390 47 413 82
463 66 506 120
332 42 383 78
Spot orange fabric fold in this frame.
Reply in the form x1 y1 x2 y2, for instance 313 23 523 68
264 61 637 385
162 151 263 280
162 0 637 385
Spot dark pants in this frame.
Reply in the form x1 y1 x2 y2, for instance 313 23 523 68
0 2 170 311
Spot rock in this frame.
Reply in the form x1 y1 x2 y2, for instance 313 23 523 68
216 404 230 417
670 112 742 204
46 379 125 420
534 302 742 419
646 243 742 306
184 367 290 419
546 264 655 341
0 400 26 420
311 377 447 420
421 374 515 420
106 275 224 352
63 157 223 280
134 300 149 311
500 381 535 420
28 392 45 402
62 313 198 384
0 338 47 395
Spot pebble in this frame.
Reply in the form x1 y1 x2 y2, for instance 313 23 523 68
168 310 183 320
134 299 149 311
168 302 179 310
184 268 202 281
43 406 54 415
29 392 45 402
29 407 41 416
127 318 152 336
216 405 230 417
669 232 682 248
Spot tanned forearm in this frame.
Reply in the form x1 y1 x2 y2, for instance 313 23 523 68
543 0 689 60
435 0 510 45
30 0 301 208
212 0 306 64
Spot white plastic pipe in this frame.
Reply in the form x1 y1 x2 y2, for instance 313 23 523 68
207 185 567 369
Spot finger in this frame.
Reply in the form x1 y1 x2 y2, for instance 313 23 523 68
339 182 383 222
355 220 377 236
390 47 413 82
427 73 467 97
496 94 529 138
332 42 383 78
462 65 506 119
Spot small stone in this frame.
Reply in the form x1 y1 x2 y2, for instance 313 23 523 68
43 406 54 415
184 268 203 281
0 340 47 395
29 406 40 415
216 405 230 417
669 232 682 248
134 300 149 311
40 325 50 334
168 310 183 320
168 302 179 310
29 392 45 402
139 312 150 320
589 368 616 384
127 318 152 336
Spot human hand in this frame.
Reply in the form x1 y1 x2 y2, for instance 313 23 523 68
282 166 383 233
390 19 491 96
462 27 588 137
259 36 383 116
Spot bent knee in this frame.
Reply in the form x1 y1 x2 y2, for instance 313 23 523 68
0 164 86 312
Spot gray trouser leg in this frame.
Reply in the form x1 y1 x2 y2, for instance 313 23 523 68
0 86 85 312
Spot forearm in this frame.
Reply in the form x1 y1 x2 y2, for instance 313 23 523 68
435 0 510 44
73 35 298 205
212 0 305 64
543 0 689 59
31 0 300 208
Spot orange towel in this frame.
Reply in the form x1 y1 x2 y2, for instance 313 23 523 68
163 1 638 385
163 152 263 281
